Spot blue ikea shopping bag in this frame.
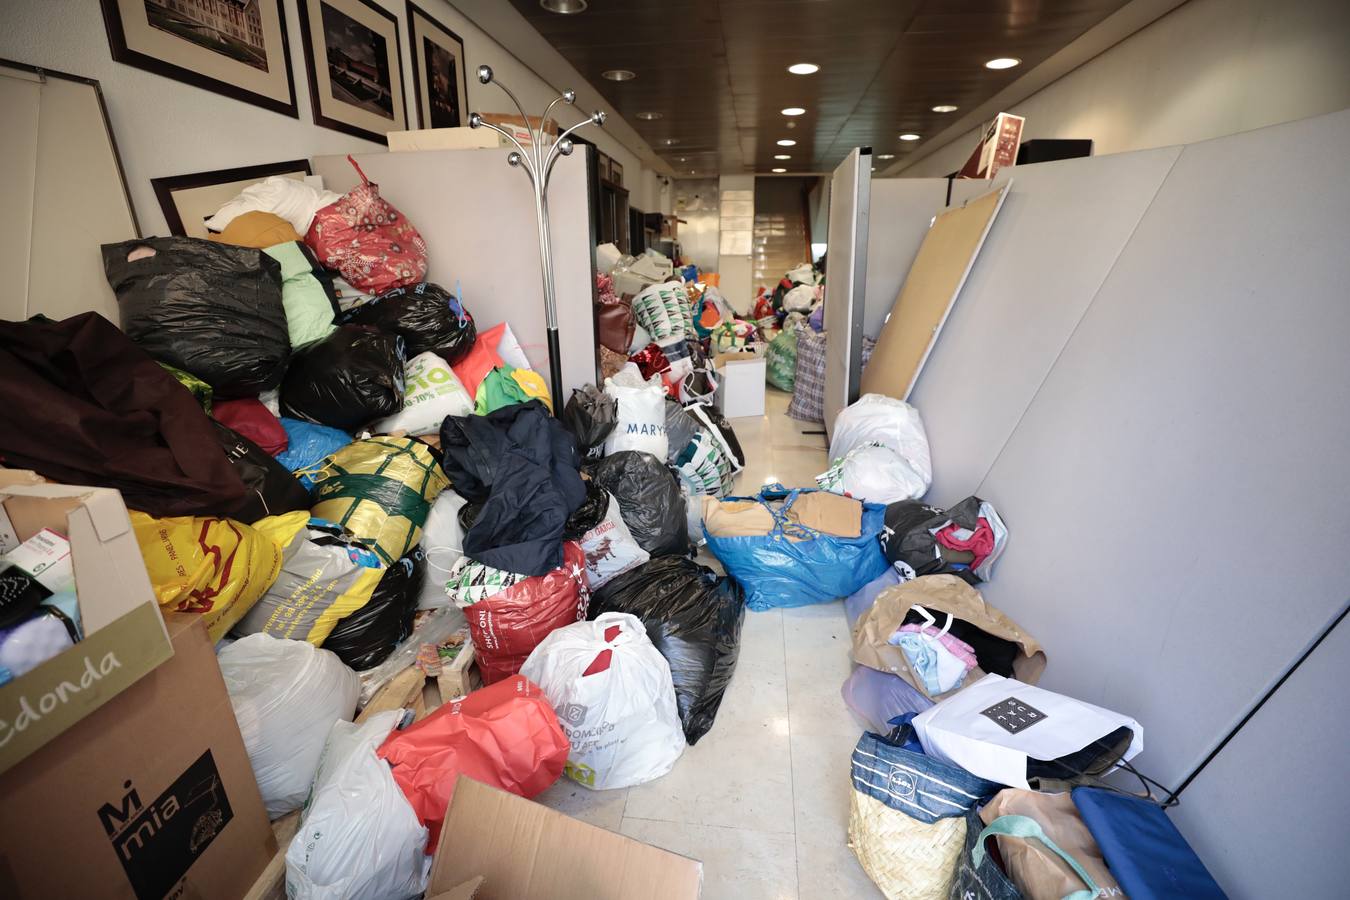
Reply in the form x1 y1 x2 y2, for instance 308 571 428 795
704 484 887 611
1072 787 1227 899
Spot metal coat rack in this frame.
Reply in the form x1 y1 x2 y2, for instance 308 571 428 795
469 65 606 408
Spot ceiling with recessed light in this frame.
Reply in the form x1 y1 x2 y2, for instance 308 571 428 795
508 0 1132 174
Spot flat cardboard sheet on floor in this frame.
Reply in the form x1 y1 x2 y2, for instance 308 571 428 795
859 184 1007 401
427 778 702 899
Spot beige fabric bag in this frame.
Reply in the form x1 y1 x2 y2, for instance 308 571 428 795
851 574 1046 700
979 789 1124 900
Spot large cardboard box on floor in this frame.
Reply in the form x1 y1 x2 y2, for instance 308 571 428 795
426 778 702 899
0 471 174 775
0 612 274 899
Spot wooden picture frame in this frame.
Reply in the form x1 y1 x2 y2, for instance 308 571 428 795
151 158 313 238
297 0 407 144
406 1 467 130
99 0 297 118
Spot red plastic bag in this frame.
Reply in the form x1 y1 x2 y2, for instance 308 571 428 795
212 397 288 456
450 322 506 399
466 542 588 684
305 156 428 295
378 674 568 847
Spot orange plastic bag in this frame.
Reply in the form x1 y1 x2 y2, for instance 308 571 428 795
378 674 568 847
450 322 506 399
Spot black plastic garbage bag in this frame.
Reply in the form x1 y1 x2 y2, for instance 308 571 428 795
211 420 312 522
458 501 483 533
560 384 616 460
585 451 689 557
689 403 746 469
104 237 290 398
337 281 476 363
280 326 405 431
590 555 745 744
562 480 608 540
323 546 426 670
440 400 586 576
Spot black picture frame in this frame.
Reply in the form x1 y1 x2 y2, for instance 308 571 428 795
297 0 406 144
406 1 468 130
98 0 298 118
150 158 313 236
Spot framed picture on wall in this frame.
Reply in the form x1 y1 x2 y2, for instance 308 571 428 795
98 0 298 117
608 160 624 187
297 0 407 144
406 1 467 129
150 158 313 238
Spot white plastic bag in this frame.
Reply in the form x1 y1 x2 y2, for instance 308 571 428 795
603 363 668 458
580 494 650 589
285 711 429 900
520 612 684 790
782 283 816 312
374 352 473 436
828 394 932 492
912 673 1144 789
218 634 359 818
815 442 929 503
417 490 467 609
205 175 341 235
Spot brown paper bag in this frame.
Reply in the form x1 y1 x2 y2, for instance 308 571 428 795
980 789 1124 900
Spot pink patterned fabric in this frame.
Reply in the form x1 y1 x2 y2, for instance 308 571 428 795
305 156 427 295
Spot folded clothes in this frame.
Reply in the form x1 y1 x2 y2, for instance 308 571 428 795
889 631 972 695
896 623 979 669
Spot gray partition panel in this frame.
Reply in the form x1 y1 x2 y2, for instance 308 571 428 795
859 179 948 339
312 149 597 398
823 148 869 436
973 108 1350 791
1169 608 1348 897
908 147 1181 506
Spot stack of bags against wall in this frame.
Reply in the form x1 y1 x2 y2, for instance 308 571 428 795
840 572 1212 900
815 394 934 504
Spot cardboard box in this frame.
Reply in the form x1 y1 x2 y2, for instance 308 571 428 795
0 613 274 900
715 350 768 419
0 474 173 775
427 778 702 900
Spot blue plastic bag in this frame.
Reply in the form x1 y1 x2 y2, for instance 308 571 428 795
704 484 887 611
275 417 351 487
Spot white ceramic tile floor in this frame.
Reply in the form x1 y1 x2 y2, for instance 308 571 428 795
538 388 884 899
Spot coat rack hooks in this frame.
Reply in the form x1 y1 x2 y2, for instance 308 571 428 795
470 65 606 408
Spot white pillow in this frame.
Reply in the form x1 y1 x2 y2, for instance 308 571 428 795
205 176 341 235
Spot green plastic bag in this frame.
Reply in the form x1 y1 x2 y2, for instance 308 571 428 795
159 362 213 412
766 327 799 392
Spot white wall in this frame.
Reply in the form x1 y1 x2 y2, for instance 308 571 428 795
0 0 660 234
899 0 1350 177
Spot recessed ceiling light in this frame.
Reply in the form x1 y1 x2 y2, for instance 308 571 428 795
932 104 958 113
689 169 696 174
540 0 587 13
774 154 791 160
635 111 662 120
677 157 687 162
899 133 921 141
876 153 895 160
776 139 796 147
771 168 787 173
602 69 636 81
984 57 1021 70
663 138 679 145
781 107 806 116
787 62 819 75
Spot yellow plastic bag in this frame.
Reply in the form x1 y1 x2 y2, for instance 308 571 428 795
509 366 553 412
308 436 448 565
130 510 300 641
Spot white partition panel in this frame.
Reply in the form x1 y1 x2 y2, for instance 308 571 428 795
313 148 597 399
972 109 1350 795
858 178 949 340
909 147 1181 505
822 148 870 436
